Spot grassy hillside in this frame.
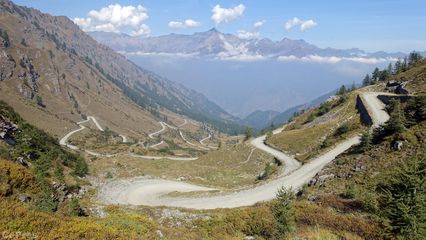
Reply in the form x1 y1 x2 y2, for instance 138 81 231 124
267 90 365 162
299 96 425 239
0 0 243 134
0 100 88 214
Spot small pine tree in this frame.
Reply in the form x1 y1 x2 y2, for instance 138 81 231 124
385 99 406 134
244 127 253 141
272 187 296 239
337 85 347 95
378 154 426 239
387 63 393 75
362 74 372 86
358 130 372 152
394 59 402 74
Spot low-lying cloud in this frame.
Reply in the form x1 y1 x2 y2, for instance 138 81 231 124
278 55 396 64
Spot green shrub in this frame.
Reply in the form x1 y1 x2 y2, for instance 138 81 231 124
34 187 58 212
334 122 351 136
257 163 278 181
69 198 84 216
72 156 88 177
36 95 44 107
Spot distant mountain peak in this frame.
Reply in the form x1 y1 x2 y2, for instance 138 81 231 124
207 27 219 33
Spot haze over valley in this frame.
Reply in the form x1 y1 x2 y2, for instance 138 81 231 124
91 29 402 118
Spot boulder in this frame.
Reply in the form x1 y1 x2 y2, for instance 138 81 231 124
393 141 404 151
309 174 335 186
18 194 31 203
386 81 401 87
352 163 366 172
16 157 28 167
156 230 164 238
395 84 409 94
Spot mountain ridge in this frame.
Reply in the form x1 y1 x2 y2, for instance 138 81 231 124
0 0 243 134
89 29 407 61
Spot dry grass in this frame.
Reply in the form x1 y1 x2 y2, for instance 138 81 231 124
396 59 426 94
295 200 382 239
267 91 365 162
90 143 275 189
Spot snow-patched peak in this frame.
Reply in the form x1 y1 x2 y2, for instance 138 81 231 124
89 29 405 61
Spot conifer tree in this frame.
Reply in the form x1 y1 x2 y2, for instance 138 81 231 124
272 187 296 239
385 99 406 134
378 154 426 239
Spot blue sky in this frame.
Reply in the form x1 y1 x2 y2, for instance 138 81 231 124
13 0 426 52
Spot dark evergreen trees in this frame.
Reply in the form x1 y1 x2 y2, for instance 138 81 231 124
363 74 372 86
372 67 380 82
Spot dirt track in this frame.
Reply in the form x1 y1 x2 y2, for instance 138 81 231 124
96 92 390 209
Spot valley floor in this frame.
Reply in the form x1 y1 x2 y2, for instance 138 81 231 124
65 91 389 209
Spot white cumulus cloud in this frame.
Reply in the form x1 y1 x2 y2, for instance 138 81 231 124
211 4 245 25
168 19 201 29
300 20 317 31
285 17 317 32
253 20 265 28
73 4 150 36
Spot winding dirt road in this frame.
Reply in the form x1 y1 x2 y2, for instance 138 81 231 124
97 92 391 209
60 116 124 157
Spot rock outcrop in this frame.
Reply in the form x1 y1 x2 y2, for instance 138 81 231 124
0 50 15 81
0 114 18 145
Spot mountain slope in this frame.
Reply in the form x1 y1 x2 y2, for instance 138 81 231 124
241 110 280 130
242 89 337 131
0 0 241 134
